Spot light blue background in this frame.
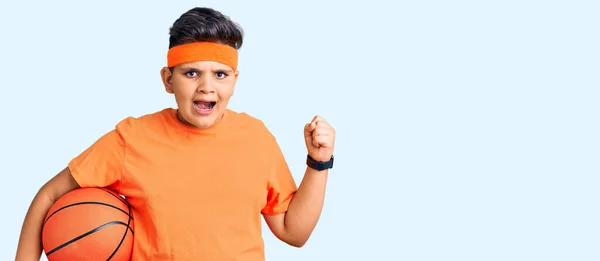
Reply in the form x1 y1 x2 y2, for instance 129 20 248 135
2 0 599 260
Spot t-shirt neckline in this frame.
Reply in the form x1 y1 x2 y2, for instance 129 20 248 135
165 108 230 136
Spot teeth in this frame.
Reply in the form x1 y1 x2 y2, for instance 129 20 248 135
195 101 212 109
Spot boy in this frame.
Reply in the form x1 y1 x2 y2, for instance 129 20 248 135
15 7 335 261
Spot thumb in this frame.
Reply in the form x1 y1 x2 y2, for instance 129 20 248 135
304 122 316 136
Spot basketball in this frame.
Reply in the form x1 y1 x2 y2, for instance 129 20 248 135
41 187 134 261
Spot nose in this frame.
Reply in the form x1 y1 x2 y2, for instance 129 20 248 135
196 74 215 94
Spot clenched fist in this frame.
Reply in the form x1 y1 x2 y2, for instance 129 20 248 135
304 116 335 162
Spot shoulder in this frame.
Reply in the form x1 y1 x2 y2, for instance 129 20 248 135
113 108 174 135
227 110 266 128
226 109 275 140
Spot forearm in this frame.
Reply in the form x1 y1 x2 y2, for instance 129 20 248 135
283 167 328 246
15 187 54 261
16 167 79 260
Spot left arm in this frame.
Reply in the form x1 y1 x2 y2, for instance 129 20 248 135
264 116 335 247
263 167 328 247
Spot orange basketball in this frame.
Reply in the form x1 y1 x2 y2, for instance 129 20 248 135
42 187 134 261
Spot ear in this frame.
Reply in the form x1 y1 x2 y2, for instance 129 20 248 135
232 70 240 96
161 67 174 94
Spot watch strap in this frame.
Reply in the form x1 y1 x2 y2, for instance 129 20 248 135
306 154 334 171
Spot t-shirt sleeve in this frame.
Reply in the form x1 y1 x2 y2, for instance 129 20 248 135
261 135 298 215
67 118 131 192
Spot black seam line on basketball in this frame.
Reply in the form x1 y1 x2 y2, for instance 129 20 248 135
45 221 133 256
44 222 134 257
43 201 133 225
43 201 133 226
99 187 128 206
107 194 133 261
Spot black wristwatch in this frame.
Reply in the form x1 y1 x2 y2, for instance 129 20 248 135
306 154 334 171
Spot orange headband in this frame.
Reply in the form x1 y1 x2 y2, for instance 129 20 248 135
167 42 238 70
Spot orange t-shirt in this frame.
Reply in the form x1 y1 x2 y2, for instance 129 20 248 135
68 108 298 260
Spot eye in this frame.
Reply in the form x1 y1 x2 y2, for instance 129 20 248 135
215 71 228 79
184 70 198 77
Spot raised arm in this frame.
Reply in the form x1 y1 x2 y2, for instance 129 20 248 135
264 115 335 247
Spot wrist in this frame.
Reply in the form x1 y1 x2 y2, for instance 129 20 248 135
306 154 334 171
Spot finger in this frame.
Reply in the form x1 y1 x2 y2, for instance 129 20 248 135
315 120 329 127
315 119 335 134
313 124 333 135
314 125 335 136
314 135 332 148
313 132 334 138
311 115 326 124
312 128 333 143
304 126 312 141
304 122 316 134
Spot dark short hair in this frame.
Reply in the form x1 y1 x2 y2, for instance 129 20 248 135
168 7 244 50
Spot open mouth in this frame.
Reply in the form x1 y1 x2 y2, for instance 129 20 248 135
193 100 216 115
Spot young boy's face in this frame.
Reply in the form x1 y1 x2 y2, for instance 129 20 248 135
161 61 238 129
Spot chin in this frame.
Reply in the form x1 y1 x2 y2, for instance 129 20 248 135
194 112 223 128
193 119 216 129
